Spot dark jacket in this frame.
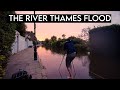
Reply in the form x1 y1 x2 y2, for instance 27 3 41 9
64 40 76 54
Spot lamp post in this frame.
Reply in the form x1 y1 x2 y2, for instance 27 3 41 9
34 11 37 60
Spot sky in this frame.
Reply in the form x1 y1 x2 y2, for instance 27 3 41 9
16 11 120 41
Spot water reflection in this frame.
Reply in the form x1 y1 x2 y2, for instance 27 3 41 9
37 46 120 79
37 46 91 79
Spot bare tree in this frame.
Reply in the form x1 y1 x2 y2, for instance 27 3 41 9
79 27 91 41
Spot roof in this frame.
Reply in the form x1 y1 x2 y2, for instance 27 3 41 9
25 31 37 41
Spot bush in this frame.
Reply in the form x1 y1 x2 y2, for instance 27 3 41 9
43 36 89 56
0 65 5 78
0 55 6 68
0 11 16 78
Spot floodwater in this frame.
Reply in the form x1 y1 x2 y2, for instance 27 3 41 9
37 46 92 79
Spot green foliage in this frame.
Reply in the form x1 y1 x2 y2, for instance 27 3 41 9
0 11 16 56
0 55 7 69
51 36 57 42
62 34 66 39
43 35 89 56
0 11 27 78
16 22 27 37
0 65 5 78
0 55 6 62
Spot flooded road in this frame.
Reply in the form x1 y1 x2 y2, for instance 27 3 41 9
37 46 92 79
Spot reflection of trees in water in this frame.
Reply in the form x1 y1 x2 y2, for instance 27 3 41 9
43 45 88 59
42 45 51 51
76 52 87 57
43 45 64 55
43 46 89 67
76 54 90 67
81 56 90 67
50 48 64 55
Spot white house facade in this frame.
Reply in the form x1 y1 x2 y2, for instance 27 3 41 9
11 30 33 54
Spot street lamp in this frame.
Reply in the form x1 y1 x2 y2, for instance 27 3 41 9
34 11 37 60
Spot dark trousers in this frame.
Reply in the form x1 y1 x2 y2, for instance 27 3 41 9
66 52 76 68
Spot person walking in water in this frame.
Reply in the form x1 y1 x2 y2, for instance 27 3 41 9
64 38 76 79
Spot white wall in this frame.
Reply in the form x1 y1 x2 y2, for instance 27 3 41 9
25 38 33 47
11 30 33 54
19 34 26 51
